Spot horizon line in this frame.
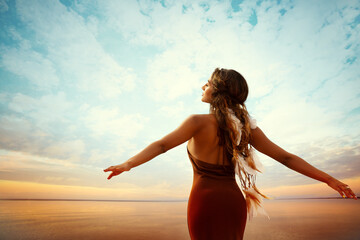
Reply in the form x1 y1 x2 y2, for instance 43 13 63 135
0 196 357 202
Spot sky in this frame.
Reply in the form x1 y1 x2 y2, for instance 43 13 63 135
0 0 359 200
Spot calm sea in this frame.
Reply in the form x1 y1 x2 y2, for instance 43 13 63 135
0 199 359 240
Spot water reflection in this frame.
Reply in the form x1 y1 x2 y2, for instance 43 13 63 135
0 199 359 240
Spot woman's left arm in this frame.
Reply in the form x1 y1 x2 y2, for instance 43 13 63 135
251 127 357 199
104 114 202 180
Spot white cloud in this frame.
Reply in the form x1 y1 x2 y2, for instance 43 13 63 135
1 92 87 160
158 101 185 118
1 93 146 165
14 0 136 98
256 134 360 189
43 139 86 161
1 45 59 90
140 3 244 101
99 0 151 41
0 150 100 186
8 92 72 128
0 150 73 172
0 114 87 161
146 60 204 101
0 115 44 151
83 106 148 138
253 86 340 145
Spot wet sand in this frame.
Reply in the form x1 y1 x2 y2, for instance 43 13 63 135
0 199 359 240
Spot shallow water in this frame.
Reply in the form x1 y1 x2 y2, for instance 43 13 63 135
244 198 360 240
0 199 359 240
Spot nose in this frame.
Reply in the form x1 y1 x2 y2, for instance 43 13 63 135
201 85 205 91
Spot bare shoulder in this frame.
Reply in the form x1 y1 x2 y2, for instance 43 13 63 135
188 114 217 126
189 113 216 121
189 114 218 137
187 114 220 160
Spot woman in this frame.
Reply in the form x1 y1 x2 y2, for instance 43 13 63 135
104 68 357 240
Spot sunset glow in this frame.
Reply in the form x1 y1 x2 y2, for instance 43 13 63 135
0 0 359 200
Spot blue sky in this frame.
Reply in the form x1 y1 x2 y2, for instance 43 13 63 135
0 0 359 200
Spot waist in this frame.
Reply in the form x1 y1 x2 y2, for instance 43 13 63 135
190 175 242 194
193 172 236 180
193 170 236 181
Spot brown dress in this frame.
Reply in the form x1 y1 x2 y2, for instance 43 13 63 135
187 147 247 240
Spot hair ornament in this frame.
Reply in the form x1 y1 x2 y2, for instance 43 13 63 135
227 107 271 221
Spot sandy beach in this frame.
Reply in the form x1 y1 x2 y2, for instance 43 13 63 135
0 199 359 240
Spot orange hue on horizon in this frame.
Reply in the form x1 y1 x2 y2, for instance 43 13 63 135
1 176 359 200
261 176 360 199
0 180 190 200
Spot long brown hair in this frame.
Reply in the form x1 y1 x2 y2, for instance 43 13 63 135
210 68 268 210
210 68 251 164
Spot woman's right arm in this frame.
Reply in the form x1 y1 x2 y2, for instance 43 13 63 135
104 114 202 180
250 127 357 199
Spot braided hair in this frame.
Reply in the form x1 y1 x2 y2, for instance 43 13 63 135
209 68 268 215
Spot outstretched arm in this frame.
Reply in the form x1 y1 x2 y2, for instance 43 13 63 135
250 127 357 199
104 114 201 180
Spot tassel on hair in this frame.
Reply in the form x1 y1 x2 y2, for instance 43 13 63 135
227 107 270 221
243 186 270 221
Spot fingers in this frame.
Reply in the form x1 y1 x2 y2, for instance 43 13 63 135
104 166 123 180
107 172 116 180
103 166 114 172
345 188 357 199
338 184 358 200
338 185 347 198
349 188 357 199
336 189 344 198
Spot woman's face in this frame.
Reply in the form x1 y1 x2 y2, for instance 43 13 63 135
201 79 213 103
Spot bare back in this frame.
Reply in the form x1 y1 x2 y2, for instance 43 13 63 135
187 114 230 166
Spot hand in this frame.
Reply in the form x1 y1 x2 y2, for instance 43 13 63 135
104 162 131 180
326 178 357 199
